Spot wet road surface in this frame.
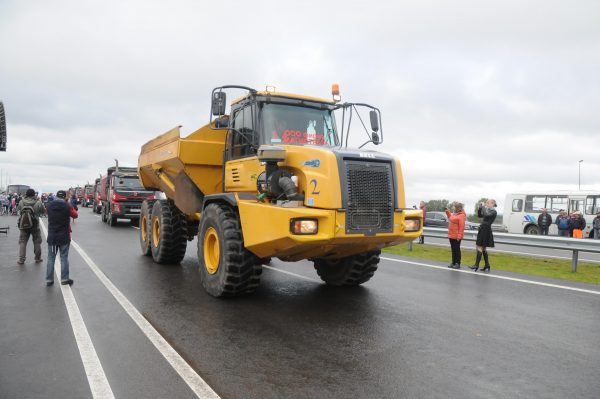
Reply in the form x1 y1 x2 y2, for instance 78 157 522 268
1 210 599 398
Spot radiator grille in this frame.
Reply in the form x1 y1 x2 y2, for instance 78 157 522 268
344 160 394 234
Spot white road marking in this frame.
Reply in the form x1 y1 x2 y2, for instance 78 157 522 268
39 222 115 399
422 241 600 264
131 226 140 230
70 240 221 399
380 256 600 296
263 265 321 283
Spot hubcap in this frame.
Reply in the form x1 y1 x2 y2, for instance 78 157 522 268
152 217 160 247
203 227 220 274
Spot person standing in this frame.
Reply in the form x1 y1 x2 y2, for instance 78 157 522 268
418 201 427 244
45 190 78 286
592 212 600 240
16 188 46 265
537 208 553 235
470 199 497 272
445 202 466 269
569 212 586 239
555 210 570 237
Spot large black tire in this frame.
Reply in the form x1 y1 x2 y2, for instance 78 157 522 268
197 203 262 297
313 250 381 286
139 200 155 256
525 225 539 235
150 200 187 264
101 204 107 223
108 208 117 226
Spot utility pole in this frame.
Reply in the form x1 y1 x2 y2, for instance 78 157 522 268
578 160 584 190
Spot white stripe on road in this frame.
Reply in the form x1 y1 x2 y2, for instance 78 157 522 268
380 256 600 296
39 222 115 399
70 240 221 399
131 226 140 230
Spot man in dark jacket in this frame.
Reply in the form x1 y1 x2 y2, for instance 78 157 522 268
537 208 553 235
45 190 78 286
17 188 46 264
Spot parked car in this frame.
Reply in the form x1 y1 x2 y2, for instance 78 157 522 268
424 211 479 230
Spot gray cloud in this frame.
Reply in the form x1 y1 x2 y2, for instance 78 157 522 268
1 0 599 213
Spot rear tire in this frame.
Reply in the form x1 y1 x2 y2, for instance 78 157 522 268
101 205 107 222
313 250 381 286
150 200 187 264
108 209 117 226
197 203 262 297
139 200 155 256
525 225 539 235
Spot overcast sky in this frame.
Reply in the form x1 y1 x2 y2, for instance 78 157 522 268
1 0 599 213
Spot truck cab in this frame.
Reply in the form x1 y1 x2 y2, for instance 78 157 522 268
102 167 155 226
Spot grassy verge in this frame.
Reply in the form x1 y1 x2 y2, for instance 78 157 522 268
382 243 600 286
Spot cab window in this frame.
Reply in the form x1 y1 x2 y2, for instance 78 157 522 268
230 105 256 159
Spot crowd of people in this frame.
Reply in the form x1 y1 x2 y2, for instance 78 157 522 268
547 209 599 239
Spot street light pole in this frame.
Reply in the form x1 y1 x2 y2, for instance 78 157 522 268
578 160 584 190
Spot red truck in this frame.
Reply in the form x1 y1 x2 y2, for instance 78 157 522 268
92 178 102 214
100 165 155 226
81 184 94 207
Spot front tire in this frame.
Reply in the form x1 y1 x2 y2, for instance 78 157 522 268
197 203 262 297
150 200 187 264
525 225 539 235
139 200 155 256
313 250 381 286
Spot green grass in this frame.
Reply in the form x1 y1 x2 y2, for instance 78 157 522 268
382 243 600 285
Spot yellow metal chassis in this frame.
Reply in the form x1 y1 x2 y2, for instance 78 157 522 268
237 200 422 261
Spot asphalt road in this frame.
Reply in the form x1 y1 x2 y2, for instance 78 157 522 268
1 210 599 399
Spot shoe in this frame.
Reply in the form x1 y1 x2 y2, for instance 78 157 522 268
469 265 479 271
482 265 490 272
46 281 54 286
35 258 43 263
448 263 455 268
453 264 461 269
61 279 74 286
17 260 25 265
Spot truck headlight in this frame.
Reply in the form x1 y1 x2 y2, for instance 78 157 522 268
404 219 420 232
290 219 318 235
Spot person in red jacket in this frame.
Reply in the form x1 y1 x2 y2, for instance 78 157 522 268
445 202 466 269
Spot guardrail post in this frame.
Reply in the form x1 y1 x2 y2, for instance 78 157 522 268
571 250 579 273
408 241 413 252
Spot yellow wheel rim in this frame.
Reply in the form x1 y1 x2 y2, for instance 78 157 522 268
152 217 160 247
141 215 148 243
203 227 220 274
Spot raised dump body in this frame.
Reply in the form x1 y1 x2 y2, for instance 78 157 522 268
138 124 225 218
137 84 423 297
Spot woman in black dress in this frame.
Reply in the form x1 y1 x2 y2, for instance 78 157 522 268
470 199 497 272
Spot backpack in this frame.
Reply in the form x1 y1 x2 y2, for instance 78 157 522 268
558 217 569 230
18 205 36 230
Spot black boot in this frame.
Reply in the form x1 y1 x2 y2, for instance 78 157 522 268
482 251 490 272
469 251 482 271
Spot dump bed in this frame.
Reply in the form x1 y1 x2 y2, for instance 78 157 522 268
138 123 226 216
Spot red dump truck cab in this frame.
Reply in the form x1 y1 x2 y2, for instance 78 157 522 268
101 167 155 226
81 184 94 207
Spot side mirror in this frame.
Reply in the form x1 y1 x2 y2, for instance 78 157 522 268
369 110 379 132
371 132 380 145
212 91 226 116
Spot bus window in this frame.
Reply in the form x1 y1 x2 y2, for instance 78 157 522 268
586 196 600 215
549 196 568 213
570 199 583 213
525 195 546 212
512 199 523 212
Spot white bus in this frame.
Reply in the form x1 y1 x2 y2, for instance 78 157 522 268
503 191 599 237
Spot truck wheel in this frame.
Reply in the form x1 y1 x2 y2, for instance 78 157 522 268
313 250 381 286
108 209 117 226
197 203 262 297
139 200 155 256
150 200 187 264
101 205 107 222
525 225 539 235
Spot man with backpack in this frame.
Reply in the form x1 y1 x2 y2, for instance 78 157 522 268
45 190 78 286
17 188 46 265
555 210 570 237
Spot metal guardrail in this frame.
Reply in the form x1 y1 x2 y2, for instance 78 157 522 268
422 227 600 272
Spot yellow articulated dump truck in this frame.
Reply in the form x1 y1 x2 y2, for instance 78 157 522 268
138 84 422 297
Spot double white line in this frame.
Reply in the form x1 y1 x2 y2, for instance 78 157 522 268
40 221 220 399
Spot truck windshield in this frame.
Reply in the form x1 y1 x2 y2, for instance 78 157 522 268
115 177 145 190
260 103 338 146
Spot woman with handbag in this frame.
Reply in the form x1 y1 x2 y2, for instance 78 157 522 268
470 199 497 272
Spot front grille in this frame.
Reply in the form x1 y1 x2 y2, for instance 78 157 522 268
343 160 394 234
